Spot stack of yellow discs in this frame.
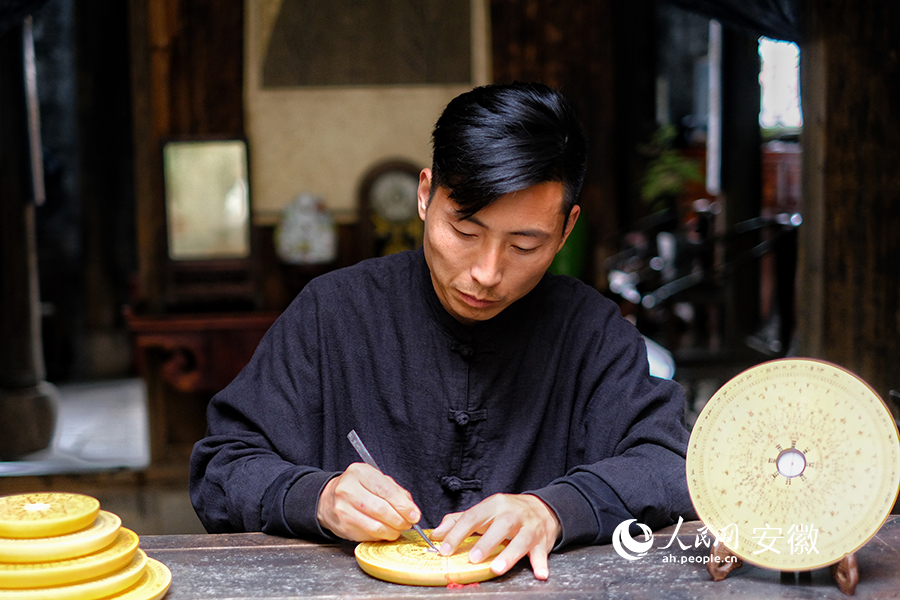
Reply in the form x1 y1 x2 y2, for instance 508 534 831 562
0 493 171 600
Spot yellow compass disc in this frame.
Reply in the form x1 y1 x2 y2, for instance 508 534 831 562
0 511 121 563
0 549 147 600
0 527 139 589
104 558 172 600
355 529 507 586
0 494 100 539
686 358 900 571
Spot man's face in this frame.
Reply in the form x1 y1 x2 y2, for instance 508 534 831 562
417 169 580 325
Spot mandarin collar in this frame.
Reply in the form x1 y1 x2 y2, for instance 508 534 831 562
413 247 536 346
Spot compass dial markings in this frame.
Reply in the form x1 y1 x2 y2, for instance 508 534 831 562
686 359 900 570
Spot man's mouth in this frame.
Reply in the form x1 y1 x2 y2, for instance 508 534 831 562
458 291 498 308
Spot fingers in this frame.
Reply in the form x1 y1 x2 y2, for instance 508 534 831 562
356 464 421 524
527 546 551 581
436 503 493 557
436 494 560 580
428 512 462 541
485 523 553 580
316 463 420 541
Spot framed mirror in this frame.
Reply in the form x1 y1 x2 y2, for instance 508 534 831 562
161 138 258 308
163 139 250 260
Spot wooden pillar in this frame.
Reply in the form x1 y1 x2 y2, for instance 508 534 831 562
490 0 617 286
75 0 136 377
129 0 245 312
0 19 57 459
129 0 166 314
611 0 659 235
719 26 762 348
798 0 900 414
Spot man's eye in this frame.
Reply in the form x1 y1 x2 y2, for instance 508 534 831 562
452 226 476 238
513 245 538 254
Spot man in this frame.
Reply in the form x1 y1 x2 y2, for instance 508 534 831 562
190 82 694 580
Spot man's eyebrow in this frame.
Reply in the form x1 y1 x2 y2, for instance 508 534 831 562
463 215 553 240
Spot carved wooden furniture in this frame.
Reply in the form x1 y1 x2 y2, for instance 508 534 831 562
125 310 278 465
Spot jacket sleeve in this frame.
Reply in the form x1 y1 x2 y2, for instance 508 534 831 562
188 288 339 540
528 312 696 549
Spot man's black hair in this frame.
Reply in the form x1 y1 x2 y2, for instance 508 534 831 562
430 82 587 221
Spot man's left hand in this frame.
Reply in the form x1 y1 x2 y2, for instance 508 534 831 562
429 493 561 580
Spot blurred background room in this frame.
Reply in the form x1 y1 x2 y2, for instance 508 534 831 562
1 0 898 533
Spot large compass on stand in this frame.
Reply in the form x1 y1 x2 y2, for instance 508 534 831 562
686 358 900 595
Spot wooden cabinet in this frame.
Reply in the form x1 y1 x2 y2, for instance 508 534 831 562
126 311 278 464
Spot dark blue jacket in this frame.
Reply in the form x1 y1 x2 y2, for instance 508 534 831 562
189 249 694 548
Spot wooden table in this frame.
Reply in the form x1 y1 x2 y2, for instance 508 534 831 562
140 517 900 599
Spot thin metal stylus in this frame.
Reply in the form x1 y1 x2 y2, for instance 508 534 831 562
347 429 439 552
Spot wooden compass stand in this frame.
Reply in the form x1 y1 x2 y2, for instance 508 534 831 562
706 544 859 596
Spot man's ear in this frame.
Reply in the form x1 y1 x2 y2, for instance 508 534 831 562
557 204 581 251
417 168 432 221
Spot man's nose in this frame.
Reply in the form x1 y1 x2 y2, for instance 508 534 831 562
471 246 502 288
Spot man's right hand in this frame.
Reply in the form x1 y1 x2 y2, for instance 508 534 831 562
316 462 422 541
